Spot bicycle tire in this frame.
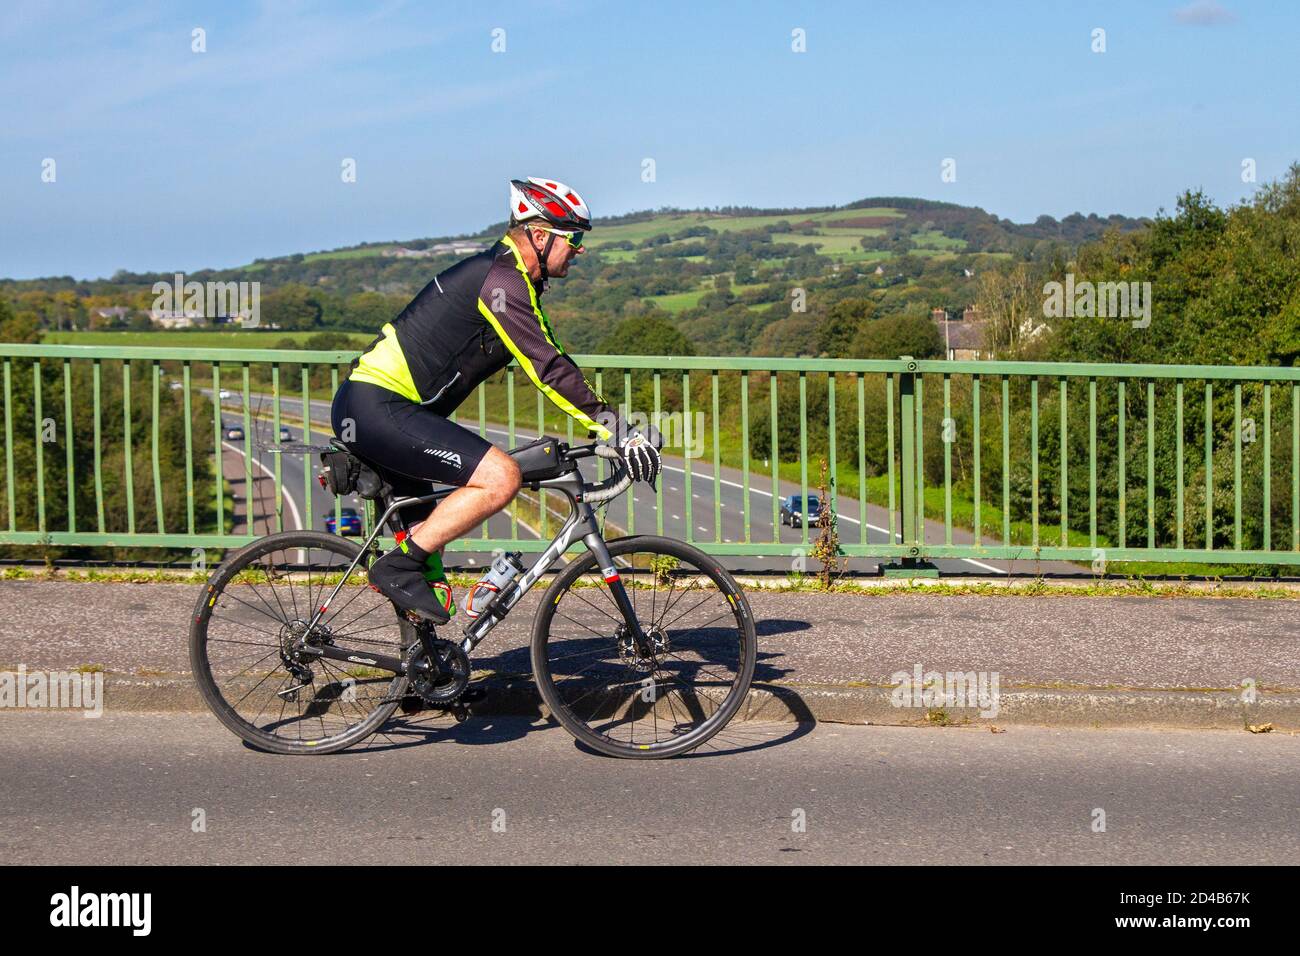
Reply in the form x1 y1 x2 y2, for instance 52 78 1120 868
190 530 412 755
531 534 756 759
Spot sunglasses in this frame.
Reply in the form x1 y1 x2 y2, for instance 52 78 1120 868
538 228 583 250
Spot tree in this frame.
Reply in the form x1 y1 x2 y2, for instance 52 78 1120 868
973 261 1042 356
848 313 942 359
816 298 875 357
595 315 695 356
753 313 820 357
0 298 40 343
344 291 398 331
263 284 323 330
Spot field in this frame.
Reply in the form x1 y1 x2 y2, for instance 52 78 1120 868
301 246 396 263
220 205 928 280
585 207 908 253
643 287 711 313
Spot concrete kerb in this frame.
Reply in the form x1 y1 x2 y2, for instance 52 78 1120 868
19 672 1297 733
7 566 1300 598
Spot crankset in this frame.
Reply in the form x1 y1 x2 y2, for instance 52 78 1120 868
404 637 472 706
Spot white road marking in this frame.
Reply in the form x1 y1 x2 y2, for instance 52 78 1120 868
222 441 304 531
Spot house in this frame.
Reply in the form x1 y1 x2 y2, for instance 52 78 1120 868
932 306 988 360
384 241 491 259
151 310 206 329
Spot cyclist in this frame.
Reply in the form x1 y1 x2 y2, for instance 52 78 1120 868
331 177 662 624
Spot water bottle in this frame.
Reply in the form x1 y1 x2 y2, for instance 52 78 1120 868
464 552 525 620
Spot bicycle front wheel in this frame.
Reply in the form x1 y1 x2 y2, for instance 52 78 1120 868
531 535 757 759
190 530 413 755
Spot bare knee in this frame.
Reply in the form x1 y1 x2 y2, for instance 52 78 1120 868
469 448 522 510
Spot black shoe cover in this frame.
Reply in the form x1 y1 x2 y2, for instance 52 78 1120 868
368 547 451 625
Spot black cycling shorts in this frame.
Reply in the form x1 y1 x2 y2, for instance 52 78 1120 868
331 379 494 493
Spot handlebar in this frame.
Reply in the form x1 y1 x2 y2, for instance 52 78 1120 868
563 441 634 505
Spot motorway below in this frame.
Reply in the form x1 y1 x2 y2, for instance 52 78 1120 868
214 391 1083 576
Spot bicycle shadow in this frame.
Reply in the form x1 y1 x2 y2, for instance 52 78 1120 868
323 615 822 758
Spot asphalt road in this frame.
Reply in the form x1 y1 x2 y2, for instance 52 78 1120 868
214 390 1083 575
2 713 1295 865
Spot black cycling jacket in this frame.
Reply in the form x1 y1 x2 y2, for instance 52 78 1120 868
349 235 616 440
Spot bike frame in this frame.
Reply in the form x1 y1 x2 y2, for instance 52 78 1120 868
303 458 646 677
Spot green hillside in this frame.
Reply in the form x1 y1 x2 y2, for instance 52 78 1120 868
2 195 1149 358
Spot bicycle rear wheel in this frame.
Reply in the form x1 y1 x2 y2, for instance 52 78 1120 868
531 535 756 759
190 530 413 755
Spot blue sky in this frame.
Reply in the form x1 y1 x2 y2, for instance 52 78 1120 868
1 0 1297 279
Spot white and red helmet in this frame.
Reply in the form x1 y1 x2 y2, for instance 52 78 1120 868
509 177 592 231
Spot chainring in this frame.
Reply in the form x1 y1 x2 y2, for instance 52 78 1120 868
404 638 471 705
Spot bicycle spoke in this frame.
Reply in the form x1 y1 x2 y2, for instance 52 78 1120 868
560 587 625 628
538 542 754 755
662 649 738 690
658 591 721 633
654 578 705 631
194 534 404 753
216 588 290 628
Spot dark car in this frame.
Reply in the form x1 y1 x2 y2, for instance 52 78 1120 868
325 508 362 536
223 423 244 441
779 494 821 527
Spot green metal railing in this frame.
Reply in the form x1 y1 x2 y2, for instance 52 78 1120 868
1 343 1299 572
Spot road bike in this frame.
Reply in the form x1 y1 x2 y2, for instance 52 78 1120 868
189 437 757 758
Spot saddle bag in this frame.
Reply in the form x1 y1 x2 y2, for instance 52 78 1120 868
319 443 389 500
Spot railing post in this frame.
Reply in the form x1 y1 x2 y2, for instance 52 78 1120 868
883 356 938 577
899 361 917 548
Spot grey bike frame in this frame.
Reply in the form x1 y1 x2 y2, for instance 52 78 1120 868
458 466 628 654
307 458 637 658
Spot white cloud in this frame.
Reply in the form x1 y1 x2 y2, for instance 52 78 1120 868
1173 1 1237 26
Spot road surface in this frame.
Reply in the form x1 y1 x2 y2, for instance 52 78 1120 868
2 713 1294 865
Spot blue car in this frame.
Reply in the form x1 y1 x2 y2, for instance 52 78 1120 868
324 508 362 536
779 494 821 528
